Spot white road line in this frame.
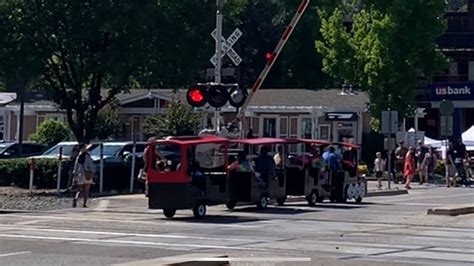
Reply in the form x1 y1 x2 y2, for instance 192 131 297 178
93 200 110 212
0 225 268 242
3 214 261 229
0 234 268 251
0 251 31 258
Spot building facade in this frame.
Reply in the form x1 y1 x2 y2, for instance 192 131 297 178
417 0 474 139
0 89 371 153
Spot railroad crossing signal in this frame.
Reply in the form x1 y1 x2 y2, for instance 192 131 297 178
186 83 246 109
210 28 242 66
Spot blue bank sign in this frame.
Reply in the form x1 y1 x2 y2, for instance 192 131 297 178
430 82 474 101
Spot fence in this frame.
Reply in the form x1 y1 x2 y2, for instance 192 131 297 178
27 141 144 194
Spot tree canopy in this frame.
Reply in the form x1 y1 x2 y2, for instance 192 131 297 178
316 0 447 128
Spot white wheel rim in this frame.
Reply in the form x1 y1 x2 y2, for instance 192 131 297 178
347 184 354 199
359 183 365 197
354 183 360 199
198 205 205 216
311 193 317 203
261 197 267 207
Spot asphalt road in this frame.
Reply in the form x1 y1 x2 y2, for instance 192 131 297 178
0 185 472 266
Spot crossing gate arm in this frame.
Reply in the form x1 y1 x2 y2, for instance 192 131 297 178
233 0 311 125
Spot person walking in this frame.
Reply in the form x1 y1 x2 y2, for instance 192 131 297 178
421 147 436 184
404 147 416 189
394 141 407 184
374 152 385 189
415 140 428 184
72 143 94 208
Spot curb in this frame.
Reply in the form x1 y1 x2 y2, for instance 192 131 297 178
365 189 408 197
0 209 40 214
427 205 474 216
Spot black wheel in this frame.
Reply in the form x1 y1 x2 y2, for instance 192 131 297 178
163 209 176 218
355 196 363 203
307 191 318 206
276 197 286 206
256 195 268 209
192 202 207 218
226 200 237 210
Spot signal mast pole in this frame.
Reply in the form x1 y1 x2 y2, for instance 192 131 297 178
214 0 224 133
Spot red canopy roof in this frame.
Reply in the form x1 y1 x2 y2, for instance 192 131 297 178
154 135 228 145
292 139 332 146
231 138 289 145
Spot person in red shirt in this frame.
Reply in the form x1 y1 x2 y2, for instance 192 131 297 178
404 147 416 189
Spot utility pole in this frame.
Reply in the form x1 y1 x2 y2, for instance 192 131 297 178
214 0 224 133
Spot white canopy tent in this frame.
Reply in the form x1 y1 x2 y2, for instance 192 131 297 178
424 136 442 148
462 126 474 147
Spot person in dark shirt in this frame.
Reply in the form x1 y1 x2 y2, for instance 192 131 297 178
255 146 277 184
453 139 468 186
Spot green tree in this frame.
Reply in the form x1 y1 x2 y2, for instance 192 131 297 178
95 102 121 140
29 119 71 146
144 101 201 138
316 0 447 127
0 0 227 143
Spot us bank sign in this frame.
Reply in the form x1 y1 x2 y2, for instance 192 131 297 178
430 83 474 101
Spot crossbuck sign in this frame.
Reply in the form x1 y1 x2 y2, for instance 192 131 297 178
210 28 242 66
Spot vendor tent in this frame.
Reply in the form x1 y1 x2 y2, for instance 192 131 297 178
424 136 442 148
462 126 474 147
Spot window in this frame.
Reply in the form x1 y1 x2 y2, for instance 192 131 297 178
252 117 260 136
469 61 474 81
449 60 458 75
319 125 330 140
279 117 288 139
301 118 312 139
263 118 277 138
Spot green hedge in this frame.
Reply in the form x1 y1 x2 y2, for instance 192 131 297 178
0 158 59 188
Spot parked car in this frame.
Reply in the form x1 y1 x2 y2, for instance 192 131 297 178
0 141 48 159
31 141 99 160
88 142 147 191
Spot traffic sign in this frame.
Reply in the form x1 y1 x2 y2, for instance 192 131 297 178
381 110 398 134
439 100 454 116
210 28 242 66
440 115 453 136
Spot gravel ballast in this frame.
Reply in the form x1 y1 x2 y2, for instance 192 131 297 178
0 187 71 211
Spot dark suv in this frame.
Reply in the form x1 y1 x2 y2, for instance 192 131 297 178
88 142 147 191
0 142 48 159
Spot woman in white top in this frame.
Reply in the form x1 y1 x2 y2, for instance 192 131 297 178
73 143 94 208
374 152 385 189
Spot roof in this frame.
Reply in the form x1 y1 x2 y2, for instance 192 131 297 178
246 89 368 110
231 138 289 145
0 88 369 112
155 136 229 145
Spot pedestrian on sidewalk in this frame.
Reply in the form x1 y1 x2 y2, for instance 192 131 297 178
404 147 416 189
446 141 456 187
394 141 407 184
374 152 385 189
420 147 435 184
72 143 94 208
415 140 428 184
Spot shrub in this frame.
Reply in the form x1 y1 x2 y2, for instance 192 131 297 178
0 158 59 189
144 101 201 138
29 119 72 146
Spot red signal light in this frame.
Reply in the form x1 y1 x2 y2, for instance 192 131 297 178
186 86 207 107
265 52 273 62
189 88 204 102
